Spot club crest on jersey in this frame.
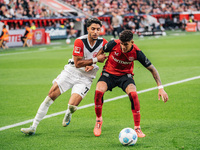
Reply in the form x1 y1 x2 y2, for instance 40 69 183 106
114 52 119 56
129 57 134 61
93 52 98 57
74 46 81 53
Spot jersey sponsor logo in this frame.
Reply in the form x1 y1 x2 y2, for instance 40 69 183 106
112 56 131 65
9 34 22 42
74 46 81 53
129 57 134 61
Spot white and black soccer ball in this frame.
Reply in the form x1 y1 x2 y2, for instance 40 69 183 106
119 127 138 146
66 38 71 44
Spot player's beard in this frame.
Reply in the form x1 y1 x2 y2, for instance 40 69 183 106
92 37 98 41
89 33 98 41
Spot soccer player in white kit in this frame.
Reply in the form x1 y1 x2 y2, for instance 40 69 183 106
21 18 108 135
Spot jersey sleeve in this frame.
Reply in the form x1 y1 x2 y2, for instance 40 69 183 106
103 40 117 52
136 50 152 68
102 38 108 46
73 39 84 57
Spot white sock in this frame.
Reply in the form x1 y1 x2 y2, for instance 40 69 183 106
68 104 77 113
32 96 54 128
64 104 77 116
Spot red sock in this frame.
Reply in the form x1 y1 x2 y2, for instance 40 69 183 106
128 92 140 127
94 90 104 118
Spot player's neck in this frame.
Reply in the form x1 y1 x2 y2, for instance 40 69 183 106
127 45 134 53
88 38 97 47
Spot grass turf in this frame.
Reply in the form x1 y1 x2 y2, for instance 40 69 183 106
0 31 200 150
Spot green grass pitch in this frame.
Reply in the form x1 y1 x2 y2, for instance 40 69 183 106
0 31 200 150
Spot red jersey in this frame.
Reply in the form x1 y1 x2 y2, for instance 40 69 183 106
103 39 151 76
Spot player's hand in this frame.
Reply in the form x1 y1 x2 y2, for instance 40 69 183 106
97 54 108 63
85 66 94 72
158 89 168 103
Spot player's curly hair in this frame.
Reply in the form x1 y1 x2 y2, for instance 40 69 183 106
119 30 133 42
87 18 102 27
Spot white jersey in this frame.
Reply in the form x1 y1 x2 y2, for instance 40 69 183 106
65 34 107 79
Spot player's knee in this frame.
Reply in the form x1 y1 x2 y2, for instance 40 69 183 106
96 81 107 92
48 91 59 101
48 83 61 100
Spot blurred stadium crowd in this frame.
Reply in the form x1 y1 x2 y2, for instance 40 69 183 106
0 0 200 38
66 0 200 16
0 0 200 49
0 0 199 19
0 0 63 18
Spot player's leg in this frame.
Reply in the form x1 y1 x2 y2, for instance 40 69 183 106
4 40 8 49
21 36 25 44
93 81 107 136
63 81 91 127
0 39 5 49
62 93 80 127
21 82 61 135
94 71 116 136
32 82 61 128
23 38 28 47
125 83 145 138
95 81 107 119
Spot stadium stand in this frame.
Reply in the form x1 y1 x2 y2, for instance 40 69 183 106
0 0 200 37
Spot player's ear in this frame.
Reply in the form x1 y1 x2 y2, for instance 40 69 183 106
131 40 134 44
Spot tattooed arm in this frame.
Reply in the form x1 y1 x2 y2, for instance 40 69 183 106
146 64 169 103
146 64 162 86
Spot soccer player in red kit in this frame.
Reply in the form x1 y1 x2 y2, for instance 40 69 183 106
93 30 168 137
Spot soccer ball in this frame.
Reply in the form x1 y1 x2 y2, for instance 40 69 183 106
119 127 138 146
66 38 71 44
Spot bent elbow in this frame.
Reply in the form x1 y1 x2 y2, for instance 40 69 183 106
74 62 82 68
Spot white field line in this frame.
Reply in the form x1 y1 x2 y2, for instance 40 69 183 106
38 48 47 51
0 47 67 56
0 75 200 131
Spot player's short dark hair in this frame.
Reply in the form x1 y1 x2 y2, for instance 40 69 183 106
87 18 102 27
119 30 133 42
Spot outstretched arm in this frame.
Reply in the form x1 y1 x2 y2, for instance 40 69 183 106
146 64 169 103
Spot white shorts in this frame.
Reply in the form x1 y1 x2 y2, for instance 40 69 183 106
53 69 92 98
